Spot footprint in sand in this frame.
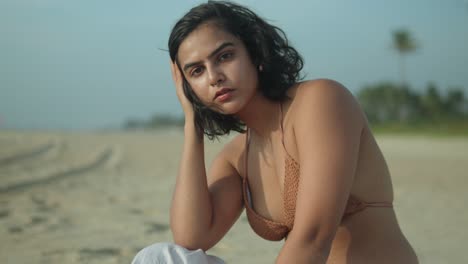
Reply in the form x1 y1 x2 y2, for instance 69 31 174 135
31 194 59 212
79 247 122 261
46 217 73 232
8 225 23 233
0 209 10 219
29 215 48 226
129 208 143 214
7 215 49 234
145 221 170 234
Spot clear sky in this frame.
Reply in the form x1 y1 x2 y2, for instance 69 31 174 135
1 0 467 130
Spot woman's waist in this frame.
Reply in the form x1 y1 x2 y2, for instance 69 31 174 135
328 208 418 263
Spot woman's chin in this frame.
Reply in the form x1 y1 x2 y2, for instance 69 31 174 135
211 102 243 115
212 108 238 116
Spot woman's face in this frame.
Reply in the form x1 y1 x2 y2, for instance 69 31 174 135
176 23 258 114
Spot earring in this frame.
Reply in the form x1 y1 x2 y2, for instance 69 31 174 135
258 65 263 72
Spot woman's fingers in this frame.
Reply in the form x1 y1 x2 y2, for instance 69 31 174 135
170 60 193 114
170 61 182 90
170 61 179 83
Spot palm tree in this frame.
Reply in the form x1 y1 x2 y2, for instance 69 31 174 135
392 29 418 87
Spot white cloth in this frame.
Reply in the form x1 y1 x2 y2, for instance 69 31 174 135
131 242 225 264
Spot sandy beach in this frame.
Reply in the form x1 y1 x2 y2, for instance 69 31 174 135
0 130 467 264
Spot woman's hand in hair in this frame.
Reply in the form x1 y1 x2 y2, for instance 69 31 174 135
170 61 194 118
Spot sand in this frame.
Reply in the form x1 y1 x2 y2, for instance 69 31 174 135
0 130 467 264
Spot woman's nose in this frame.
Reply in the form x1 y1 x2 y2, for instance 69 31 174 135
208 66 225 86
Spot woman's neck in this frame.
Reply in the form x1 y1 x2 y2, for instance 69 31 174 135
236 91 282 138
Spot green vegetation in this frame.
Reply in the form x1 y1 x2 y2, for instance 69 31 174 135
358 82 468 136
123 114 184 131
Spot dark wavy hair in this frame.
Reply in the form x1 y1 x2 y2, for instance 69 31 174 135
168 1 304 140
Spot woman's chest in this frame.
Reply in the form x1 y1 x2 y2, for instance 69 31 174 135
246 139 288 222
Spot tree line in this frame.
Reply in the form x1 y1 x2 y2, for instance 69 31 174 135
357 82 467 124
123 114 184 130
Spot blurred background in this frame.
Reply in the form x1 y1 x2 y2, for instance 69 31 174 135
1 1 468 264
1 0 467 132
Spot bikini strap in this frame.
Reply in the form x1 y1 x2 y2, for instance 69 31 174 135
279 102 294 159
279 102 286 150
244 128 251 180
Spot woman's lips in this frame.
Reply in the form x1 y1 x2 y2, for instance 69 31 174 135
214 88 234 102
216 90 233 102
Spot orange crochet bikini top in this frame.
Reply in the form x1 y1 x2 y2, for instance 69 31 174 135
242 105 393 241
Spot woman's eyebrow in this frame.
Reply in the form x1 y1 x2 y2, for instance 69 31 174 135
182 42 235 72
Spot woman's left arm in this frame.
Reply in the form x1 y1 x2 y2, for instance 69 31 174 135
276 79 365 264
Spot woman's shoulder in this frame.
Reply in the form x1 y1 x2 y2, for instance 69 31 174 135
215 133 247 173
288 79 363 119
289 79 352 101
224 133 246 153
284 79 366 137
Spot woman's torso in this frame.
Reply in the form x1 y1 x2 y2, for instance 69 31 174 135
227 84 418 263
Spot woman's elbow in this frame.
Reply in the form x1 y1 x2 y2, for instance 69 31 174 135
171 227 212 251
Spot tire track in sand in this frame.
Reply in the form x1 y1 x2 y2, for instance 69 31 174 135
0 141 56 167
0 146 115 194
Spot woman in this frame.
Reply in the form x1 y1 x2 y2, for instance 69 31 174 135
133 1 418 263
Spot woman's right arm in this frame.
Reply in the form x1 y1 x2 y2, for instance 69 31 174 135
169 62 244 251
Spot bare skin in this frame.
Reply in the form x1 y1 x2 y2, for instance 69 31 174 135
169 22 418 263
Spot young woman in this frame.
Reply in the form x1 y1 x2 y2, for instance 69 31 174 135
132 1 418 263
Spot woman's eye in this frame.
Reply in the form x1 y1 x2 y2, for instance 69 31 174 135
191 67 203 76
219 52 233 62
